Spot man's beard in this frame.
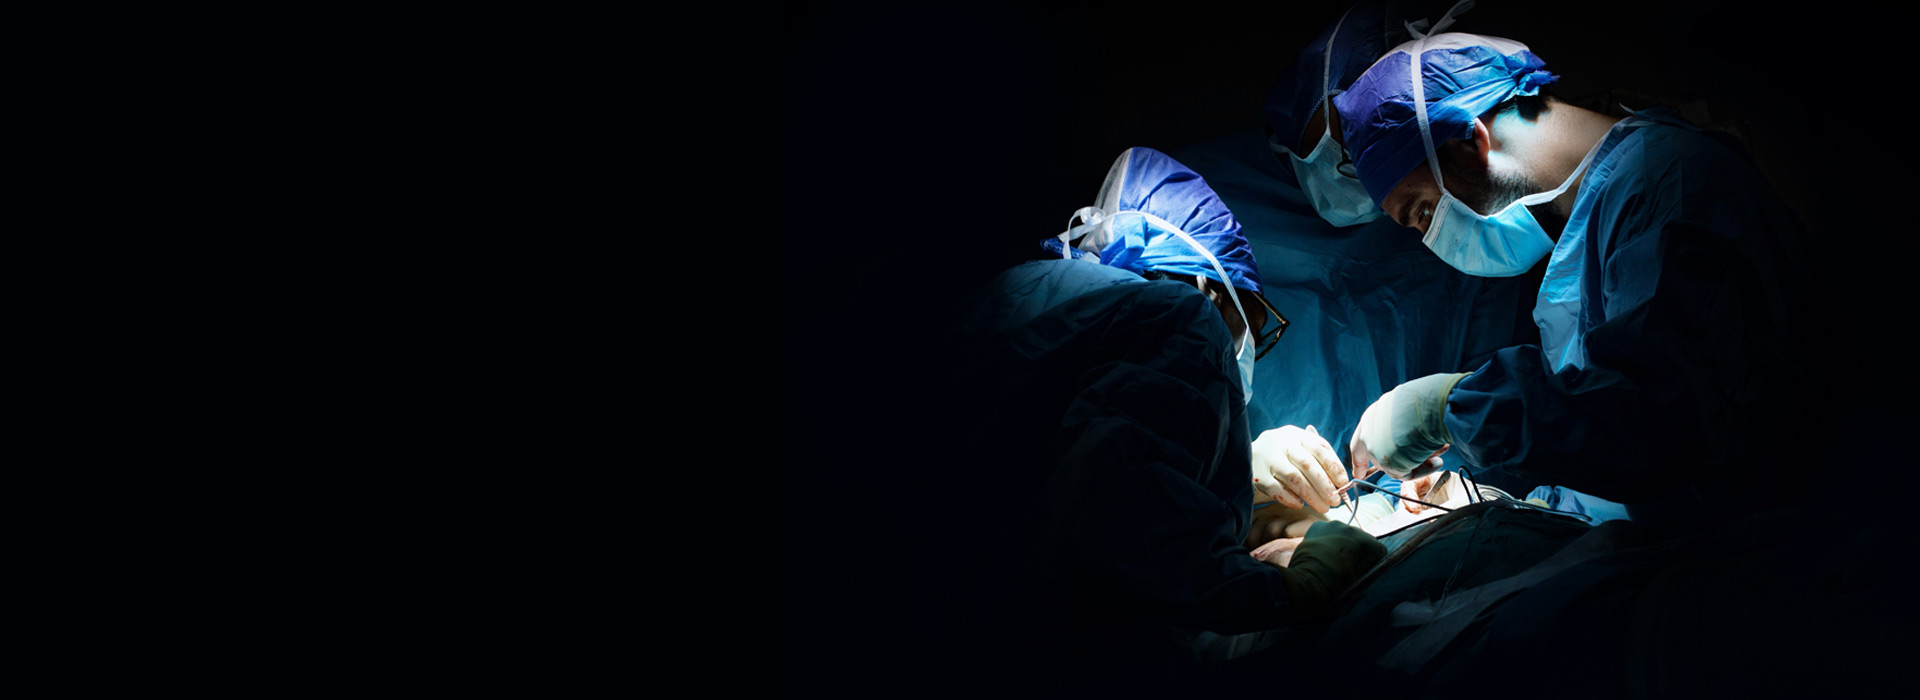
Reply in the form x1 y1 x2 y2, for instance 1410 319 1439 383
1481 166 1539 216
1440 155 1539 216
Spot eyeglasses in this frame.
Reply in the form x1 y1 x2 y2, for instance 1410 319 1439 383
1335 153 1359 179
1142 270 1290 360
1249 291 1289 361
1321 94 1360 179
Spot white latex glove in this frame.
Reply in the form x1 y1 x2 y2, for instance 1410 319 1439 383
1350 373 1470 480
1251 425 1351 513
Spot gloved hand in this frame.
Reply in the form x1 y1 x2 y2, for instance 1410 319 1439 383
1251 425 1350 513
1277 520 1386 617
1349 373 1470 480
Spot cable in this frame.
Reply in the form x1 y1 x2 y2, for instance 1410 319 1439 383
1370 506 1483 539
1369 487 1593 540
1445 473 1593 523
1475 484 1513 501
1332 486 1597 620
1428 506 1486 624
1472 484 1593 523
1450 467 1593 523
1347 475 1455 513
1503 497 1593 523
1345 474 1372 526
1328 500 1505 614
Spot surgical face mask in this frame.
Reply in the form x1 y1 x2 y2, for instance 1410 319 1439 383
1234 327 1256 405
1272 125 1383 227
1406 36 1600 278
1269 5 1383 228
1417 169 1570 277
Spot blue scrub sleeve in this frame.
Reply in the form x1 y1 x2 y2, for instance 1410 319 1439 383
1032 281 1299 634
1442 125 1810 502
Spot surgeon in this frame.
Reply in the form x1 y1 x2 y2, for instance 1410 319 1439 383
1247 0 1509 519
1267 0 1473 229
917 147 1386 694
1330 33 1823 519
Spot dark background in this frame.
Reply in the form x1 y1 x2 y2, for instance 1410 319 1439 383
777 0 1910 690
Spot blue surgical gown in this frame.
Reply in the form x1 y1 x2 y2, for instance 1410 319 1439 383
1445 109 1822 505
924 258 1296 687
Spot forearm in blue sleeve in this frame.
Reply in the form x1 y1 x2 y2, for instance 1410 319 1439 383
1443 345 1666 500
1443 218 1788 502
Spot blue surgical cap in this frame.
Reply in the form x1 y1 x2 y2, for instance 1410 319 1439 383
1048 147 1262 294
1266 0 1420 151
1333 33 1558 206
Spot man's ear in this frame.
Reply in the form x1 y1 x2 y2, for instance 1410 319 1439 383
1438 117 1493 172
1466 116 1494 168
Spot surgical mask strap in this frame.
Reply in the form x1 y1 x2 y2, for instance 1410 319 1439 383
1406 0 1475 39
1411 35 1447 193
1274 7 1352 160
1407 2 1484 193
1057 149 1137 257
1119 210 1256 357
1057 206 1109 259
1316 6 1352 142
1506 132 1605 212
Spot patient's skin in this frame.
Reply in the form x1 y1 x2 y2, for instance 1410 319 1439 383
1248 496 1321 547
1247 469 1464 566
1247 492 1322 567
1400 472 1461 514
1251 536 1302 567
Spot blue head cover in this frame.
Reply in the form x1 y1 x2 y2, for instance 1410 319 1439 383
1333 33 1558 206
1048 147 1262 294
1266 0 1414 151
